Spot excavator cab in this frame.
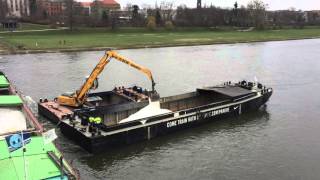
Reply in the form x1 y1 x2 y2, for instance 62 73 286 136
57 78 99 107
92 78 99 90
60 92 74 98
84 76 99 90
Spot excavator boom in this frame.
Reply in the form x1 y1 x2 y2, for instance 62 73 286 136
106 51 155 90
77 53 111 102
57 50 155 107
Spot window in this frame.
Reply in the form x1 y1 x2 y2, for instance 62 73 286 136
15 0 19 11
10 0 14 10
20 0 23 13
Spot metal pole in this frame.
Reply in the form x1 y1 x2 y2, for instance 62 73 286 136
21 131 28 180
60 155 64 179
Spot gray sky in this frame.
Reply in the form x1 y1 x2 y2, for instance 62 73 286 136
115 0 320 10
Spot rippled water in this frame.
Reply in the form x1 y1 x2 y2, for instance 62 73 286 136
1 39 320 179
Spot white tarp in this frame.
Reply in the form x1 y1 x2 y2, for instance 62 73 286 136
0 107 27 135
119 100 172 124
43 129 58 145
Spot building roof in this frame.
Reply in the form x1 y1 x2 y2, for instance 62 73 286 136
197 86 255 99
80 2 91 7
100 0 119 5
77 0 119 7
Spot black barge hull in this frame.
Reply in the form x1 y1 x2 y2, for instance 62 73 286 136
38 82 273 153
57 90 272 153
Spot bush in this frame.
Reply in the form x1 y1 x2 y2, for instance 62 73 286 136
49 23 57 29
164 21 174 30
17 44 25 50
146 16 156 31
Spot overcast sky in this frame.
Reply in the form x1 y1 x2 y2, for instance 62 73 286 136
115 0 320 10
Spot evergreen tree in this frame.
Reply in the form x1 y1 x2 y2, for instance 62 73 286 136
233 1 239 26
132 5 139 26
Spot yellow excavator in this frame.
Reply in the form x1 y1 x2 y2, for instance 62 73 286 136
57 50 156 107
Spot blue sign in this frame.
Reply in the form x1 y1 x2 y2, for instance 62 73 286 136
5 133 31 152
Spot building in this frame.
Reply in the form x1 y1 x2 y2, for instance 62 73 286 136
99 0 120 10
76 0 120 15
78 1 92 15
40 0 66 17
3 0 30 18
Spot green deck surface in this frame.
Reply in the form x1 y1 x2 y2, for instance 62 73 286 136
0 95 23 106
0 75 9 88
0 136 66 180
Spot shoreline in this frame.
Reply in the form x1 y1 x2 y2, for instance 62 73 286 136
1 36 319 55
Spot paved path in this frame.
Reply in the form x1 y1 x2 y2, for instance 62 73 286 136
0 28 68 34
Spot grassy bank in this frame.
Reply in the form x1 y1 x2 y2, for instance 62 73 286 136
1 27 320 54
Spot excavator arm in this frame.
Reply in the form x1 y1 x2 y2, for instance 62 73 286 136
106 51 156 91
57 50 156 107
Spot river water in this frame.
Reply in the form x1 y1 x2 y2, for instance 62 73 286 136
1 39 320 180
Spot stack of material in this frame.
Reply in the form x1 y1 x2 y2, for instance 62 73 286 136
0 107 27 135
119 100 172 124
0 91 27 134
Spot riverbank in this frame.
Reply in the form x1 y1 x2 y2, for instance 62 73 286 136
1 27 320 55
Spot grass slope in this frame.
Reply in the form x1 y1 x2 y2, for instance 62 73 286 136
1 27 320 52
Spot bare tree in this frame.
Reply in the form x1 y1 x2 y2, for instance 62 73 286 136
132 5 142 26
268 9 305 28
237 5 251 27
155 9 162 26
232 1 238 26
91 0 103 25
295 10 306 29
159 1 174 22
175 5 229 27
306 11 320 25
124 3 133 11
247 0 268 29
110 11 119 30
65 0 75 30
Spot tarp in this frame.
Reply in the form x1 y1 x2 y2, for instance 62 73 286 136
43 129 58 145
0 108 27 135
197 86 255 99
0 95 23 106
0 75 9 88
0 137 63 180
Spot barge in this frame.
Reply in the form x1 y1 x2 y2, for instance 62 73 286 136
38 51 273 153
0 71 79 179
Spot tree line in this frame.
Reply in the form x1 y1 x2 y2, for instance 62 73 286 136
1 0 320 30
175 1 319 30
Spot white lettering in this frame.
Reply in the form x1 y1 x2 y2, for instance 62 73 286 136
167 121 177 128
166 107 230 128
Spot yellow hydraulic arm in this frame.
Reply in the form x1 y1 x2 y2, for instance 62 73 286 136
57 50 156 107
